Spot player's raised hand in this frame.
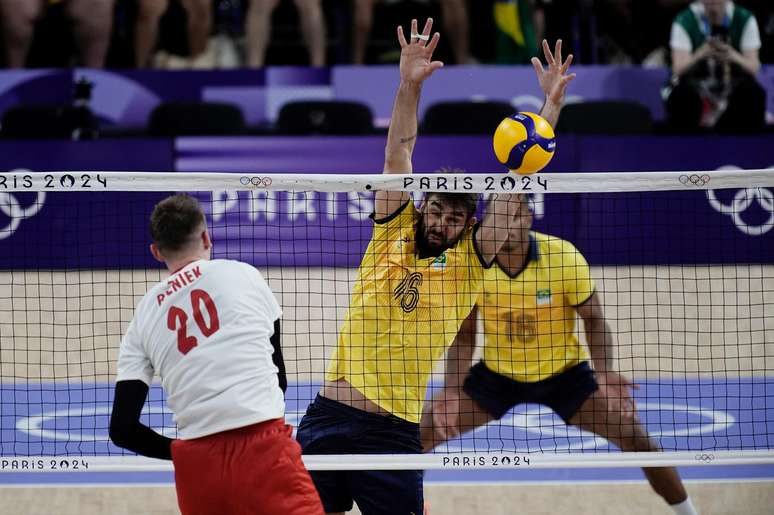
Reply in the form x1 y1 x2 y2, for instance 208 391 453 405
596 370 639 418
531 39 576 107
397 18 443 85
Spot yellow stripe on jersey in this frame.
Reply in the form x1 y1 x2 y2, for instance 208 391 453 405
480 231 595 382
326 201 483 423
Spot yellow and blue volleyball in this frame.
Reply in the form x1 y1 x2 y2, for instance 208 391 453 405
493 112 556 174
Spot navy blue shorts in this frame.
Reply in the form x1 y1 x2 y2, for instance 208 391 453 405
463 361 599 423
296 395 423 515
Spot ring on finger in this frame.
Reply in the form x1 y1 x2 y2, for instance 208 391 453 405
410 33 430 41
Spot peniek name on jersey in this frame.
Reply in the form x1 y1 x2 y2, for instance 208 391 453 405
157 265 203 306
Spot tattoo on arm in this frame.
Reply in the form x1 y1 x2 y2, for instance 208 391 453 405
399 133 417 144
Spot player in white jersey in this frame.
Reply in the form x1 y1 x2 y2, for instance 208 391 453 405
109 193 323 515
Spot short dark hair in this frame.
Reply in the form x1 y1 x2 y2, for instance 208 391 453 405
150 194 205 253
429 167 479 218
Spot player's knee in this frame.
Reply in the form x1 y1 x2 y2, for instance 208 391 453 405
610 421 658 452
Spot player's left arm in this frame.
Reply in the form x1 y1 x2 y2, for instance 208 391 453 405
576 293 638 417
532 39 576 128
110 380 173 460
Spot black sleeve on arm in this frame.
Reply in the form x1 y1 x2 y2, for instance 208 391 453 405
109 380 173 460
271 319 287 393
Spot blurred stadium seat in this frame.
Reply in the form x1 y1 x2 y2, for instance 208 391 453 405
1 105 97 139
421 101 514 135
148 101 246 136
276 100 374 135
556 101 653 134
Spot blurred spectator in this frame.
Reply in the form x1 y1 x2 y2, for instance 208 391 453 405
492 0 544 64
664 0 764 132
742 0 773 63
246 0 326 67
353 0 470 64
592 0 690 65
135 0 212 67
0 0 114 67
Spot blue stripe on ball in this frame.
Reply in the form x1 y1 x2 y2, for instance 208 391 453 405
509 113 556 152
504 140 529 170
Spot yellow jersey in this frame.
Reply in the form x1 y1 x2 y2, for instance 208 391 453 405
480 231 595 382
327 201 484 423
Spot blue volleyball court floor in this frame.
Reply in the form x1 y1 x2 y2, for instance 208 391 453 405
1 378 773 486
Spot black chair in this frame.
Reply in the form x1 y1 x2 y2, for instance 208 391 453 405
556 101 653 134
1 105 97 139
421 101 515 135
148 102 246 137
275 101 374 135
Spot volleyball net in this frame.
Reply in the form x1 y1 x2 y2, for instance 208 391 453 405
0 169 773 472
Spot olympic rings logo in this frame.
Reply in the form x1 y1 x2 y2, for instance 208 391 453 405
707 187 774 236
679 174 711 187
240 176 272 188
0 191 46 241
694 453 715 463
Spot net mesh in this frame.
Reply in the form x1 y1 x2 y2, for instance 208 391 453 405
0 170 773 471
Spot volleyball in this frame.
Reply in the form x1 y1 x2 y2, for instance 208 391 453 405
492 112 556 174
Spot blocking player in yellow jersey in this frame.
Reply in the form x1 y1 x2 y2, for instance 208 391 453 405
421 200 699 515
295 17 540 515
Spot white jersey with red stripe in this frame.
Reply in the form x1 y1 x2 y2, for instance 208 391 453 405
116 258 283 439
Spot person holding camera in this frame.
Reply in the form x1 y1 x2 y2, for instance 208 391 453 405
664 0 764 132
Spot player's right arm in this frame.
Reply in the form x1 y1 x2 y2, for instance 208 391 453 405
374 17 443 220
475 193 528 266
110 316 173 459
110 380 174 460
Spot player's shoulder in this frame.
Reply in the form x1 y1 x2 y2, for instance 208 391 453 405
532 230 571 251
206 258 257 274
211 259 273 288
532 231 585 261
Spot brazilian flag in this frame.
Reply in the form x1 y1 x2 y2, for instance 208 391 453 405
494 0 539 64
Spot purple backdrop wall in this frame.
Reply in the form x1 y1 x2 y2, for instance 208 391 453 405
0 136 772 269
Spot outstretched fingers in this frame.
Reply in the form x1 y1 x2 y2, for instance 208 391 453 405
554 39 563 66
420 17 434 45
560 73 577 87
542 39 554 66
426 31 441 55
561 53 574 75
531 56 544 78
397 25 408 47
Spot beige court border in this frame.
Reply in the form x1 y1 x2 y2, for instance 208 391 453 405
0 481 772 514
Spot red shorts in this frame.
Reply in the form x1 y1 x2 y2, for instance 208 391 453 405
171 418 324 515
